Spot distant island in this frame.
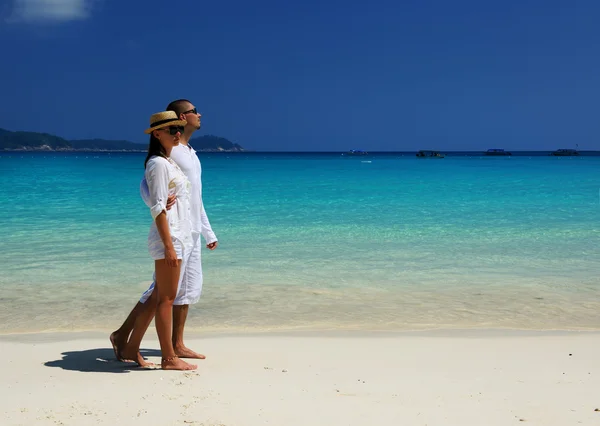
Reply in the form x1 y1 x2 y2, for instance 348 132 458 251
0 128 245 152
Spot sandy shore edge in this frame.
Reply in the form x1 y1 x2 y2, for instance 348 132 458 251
1 330 599 425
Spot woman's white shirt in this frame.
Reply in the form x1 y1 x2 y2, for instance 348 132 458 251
145 155 194 254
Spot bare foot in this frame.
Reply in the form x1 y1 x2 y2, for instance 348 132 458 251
120 348 155 368
161 356 197 371
174 345 206 359
110 332 125 361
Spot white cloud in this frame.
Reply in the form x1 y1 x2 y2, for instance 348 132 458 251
8 0 93 23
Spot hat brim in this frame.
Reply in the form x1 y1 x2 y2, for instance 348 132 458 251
144 119 188 134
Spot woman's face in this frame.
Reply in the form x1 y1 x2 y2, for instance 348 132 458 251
154 125 183 149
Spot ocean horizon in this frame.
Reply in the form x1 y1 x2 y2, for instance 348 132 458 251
1 151 599 334
2 150 599 155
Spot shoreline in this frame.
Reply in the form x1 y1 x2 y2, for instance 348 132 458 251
2 326 600 342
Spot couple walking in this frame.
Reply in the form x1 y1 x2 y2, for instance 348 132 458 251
110 99 218 371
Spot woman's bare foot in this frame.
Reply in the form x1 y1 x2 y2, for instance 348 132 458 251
120 348 155 368
174 344 206 360
161 356 197 370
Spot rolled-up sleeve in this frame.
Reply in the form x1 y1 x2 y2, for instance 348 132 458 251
145 158 170 220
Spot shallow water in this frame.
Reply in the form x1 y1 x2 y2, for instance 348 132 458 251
1 152 599 333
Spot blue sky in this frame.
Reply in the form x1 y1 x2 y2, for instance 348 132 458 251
1 0 599 151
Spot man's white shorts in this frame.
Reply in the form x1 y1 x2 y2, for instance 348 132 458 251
139 233 203 306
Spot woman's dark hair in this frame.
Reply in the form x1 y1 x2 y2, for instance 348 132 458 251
144 133 167 168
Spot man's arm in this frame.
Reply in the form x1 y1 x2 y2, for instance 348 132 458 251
200 201 218 249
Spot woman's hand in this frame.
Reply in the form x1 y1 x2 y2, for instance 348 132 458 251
164 245 178 268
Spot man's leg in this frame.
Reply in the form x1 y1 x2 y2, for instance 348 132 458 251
110 302 145 361
121 290 158 367
110 274 156 361
172 236 205 359
173 304 204 358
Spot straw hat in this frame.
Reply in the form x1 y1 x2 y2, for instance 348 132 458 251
144 111 188 134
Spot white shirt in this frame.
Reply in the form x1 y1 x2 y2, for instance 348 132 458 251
141 143 217 244
144 155 194 251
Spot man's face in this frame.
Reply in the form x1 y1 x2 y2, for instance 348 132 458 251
181 103 202 130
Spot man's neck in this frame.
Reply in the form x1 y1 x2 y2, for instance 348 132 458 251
179 128 196 146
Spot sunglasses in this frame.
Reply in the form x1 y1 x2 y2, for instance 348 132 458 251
162 126 184 135
183 108 198 115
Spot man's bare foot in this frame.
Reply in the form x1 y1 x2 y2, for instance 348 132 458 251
120 348 155 368
174 345 206 359
161 356 197 371
110 331 125 361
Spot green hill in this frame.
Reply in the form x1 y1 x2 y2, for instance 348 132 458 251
69 139 147 151
189 135 245 152
0 130 71 151
0 128 245 152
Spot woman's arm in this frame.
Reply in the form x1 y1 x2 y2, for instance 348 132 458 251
140 177 177 210
146 158 178 267
155 212 178 267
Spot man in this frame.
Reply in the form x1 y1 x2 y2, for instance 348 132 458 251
111 99 218 365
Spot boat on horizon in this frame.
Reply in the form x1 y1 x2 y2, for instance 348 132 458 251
484 148 511 156
416 150 445 158
550 149 579 156
344 150 368 156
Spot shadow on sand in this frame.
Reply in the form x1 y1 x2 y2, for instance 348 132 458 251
44 348 162 373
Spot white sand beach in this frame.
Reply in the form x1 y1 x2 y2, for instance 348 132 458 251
1 330 599 426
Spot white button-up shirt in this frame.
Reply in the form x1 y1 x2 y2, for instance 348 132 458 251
141 143 217 244
145 155 194 252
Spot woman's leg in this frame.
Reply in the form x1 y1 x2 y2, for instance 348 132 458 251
154 258 197 370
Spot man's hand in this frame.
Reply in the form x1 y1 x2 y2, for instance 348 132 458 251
166 194 177 210
206 241 218 250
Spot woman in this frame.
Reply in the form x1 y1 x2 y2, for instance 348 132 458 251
122 111 197 371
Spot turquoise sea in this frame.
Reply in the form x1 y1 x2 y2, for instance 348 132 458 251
1 152 599 334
